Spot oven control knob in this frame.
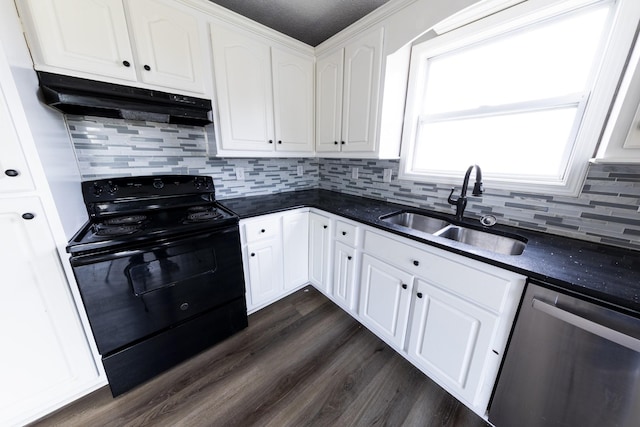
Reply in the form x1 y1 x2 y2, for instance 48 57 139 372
153 179 164 189
180 302 189 311
92 183 103 196
107 182 118 194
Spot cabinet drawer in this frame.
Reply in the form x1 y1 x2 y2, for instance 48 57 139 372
335 220 358 246
243 216 281 243
363 230 434 276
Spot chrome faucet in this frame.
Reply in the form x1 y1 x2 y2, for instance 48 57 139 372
447 165 483 221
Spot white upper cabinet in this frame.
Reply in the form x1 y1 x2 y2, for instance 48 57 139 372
211 21 314 156
316 27 385 156
17 0 209 95
272 47 314 152
0 81 33 193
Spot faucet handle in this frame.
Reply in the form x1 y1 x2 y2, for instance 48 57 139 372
447 187 458 205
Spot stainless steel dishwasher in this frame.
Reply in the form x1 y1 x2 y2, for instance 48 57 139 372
489 280 640 427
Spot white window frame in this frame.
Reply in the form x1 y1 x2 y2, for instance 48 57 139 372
399 0 640 196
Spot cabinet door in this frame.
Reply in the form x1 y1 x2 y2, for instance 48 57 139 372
211 23 275 152
125 0 206 94
333 241 357 311
308 212 331 292
0 197 98 425
246 239 283 309
408 278 497 405
342 27 383 153
272 47 314 152
316 49 344 153
359 254 413 349
0 81 33 193
282 211 309 290
20 0 136 81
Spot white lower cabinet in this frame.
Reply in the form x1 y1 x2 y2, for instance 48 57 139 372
359 254 414 349
332 241 357 311
308 211 332 292
241 209 309 313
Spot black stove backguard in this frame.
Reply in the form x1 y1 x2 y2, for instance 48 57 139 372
68 175 248 396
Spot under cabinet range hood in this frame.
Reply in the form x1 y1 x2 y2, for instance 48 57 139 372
37 72 213 126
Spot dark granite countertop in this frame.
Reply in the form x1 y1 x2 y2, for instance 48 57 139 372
220 189 640 316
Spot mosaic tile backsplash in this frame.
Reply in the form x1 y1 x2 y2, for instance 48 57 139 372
67 116 640 250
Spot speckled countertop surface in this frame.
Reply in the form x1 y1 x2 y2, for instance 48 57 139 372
220 189 640 316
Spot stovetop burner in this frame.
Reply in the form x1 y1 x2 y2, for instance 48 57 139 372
103 215 148 226
183 206 223 223
93 223 143 237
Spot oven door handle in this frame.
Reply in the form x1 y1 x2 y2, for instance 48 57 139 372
70 226 238 266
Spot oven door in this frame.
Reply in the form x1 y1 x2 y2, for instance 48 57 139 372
71 224 246 355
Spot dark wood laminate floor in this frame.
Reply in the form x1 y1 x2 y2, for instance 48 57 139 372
32 287 490 427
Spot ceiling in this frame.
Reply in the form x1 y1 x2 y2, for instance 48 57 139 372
208 0 392 46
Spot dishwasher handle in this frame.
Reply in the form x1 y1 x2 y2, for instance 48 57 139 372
532 298 640 353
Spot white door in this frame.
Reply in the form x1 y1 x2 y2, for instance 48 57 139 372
211 23 275 152
246 239 283 309
126 0 206 94
342 27 383 153
408 278 498 405
272 47 314 152
282 211 309 290
0 81 33 193
332 241 357 311
21 0 136 81
359 254 413 348
315 49 344 153
308 213 331 292
0 197 98 426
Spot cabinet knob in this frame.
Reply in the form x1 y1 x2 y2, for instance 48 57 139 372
401 283 407 289
334 141 338 145
278 140 282 144
341 141 345 145
4 169 19 177
143 64 151 71
347 256 352 260
269 140 274 144
250 252 256 257
416 292 423 298
22 213 35 220
342 231 347 236
323 225 328 229
261 229 266 233
122 60 131 67
413 260 420 266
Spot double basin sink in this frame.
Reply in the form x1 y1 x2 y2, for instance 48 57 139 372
380 211 526 256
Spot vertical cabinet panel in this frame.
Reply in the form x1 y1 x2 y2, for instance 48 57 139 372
211 23 274 151
272 47 314 152
20 0 136 81
246 240 283 308
316 49 344 153
282 211 309 290
341 27 384 153
332 241 357 311
0 82 33 193
408 278 498 405
0 198 97 425
308 212 331 292
126 0 206 93
359 254 413 348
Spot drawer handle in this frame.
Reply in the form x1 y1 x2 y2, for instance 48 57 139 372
122 60 131 67
401 284 407 289
261 229 266 233
342 231 347 236
250 252 256 257
269 140 274 144
347 256 352 260
22 212 35 220
323 225 328 229
5 169 19 177
416 292 423 298
278 140 282 144
334 141 338 145
341 141 345 145
413 260 420 266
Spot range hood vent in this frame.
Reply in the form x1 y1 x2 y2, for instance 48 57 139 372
37 72 213 126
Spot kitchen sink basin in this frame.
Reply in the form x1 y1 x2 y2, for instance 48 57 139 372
435 225 526 256
381 211 450 234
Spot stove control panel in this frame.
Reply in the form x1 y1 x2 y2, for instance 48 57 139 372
82 175 216 203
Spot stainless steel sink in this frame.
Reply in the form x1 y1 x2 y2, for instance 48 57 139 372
435 225 526 256
381 212 450 234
